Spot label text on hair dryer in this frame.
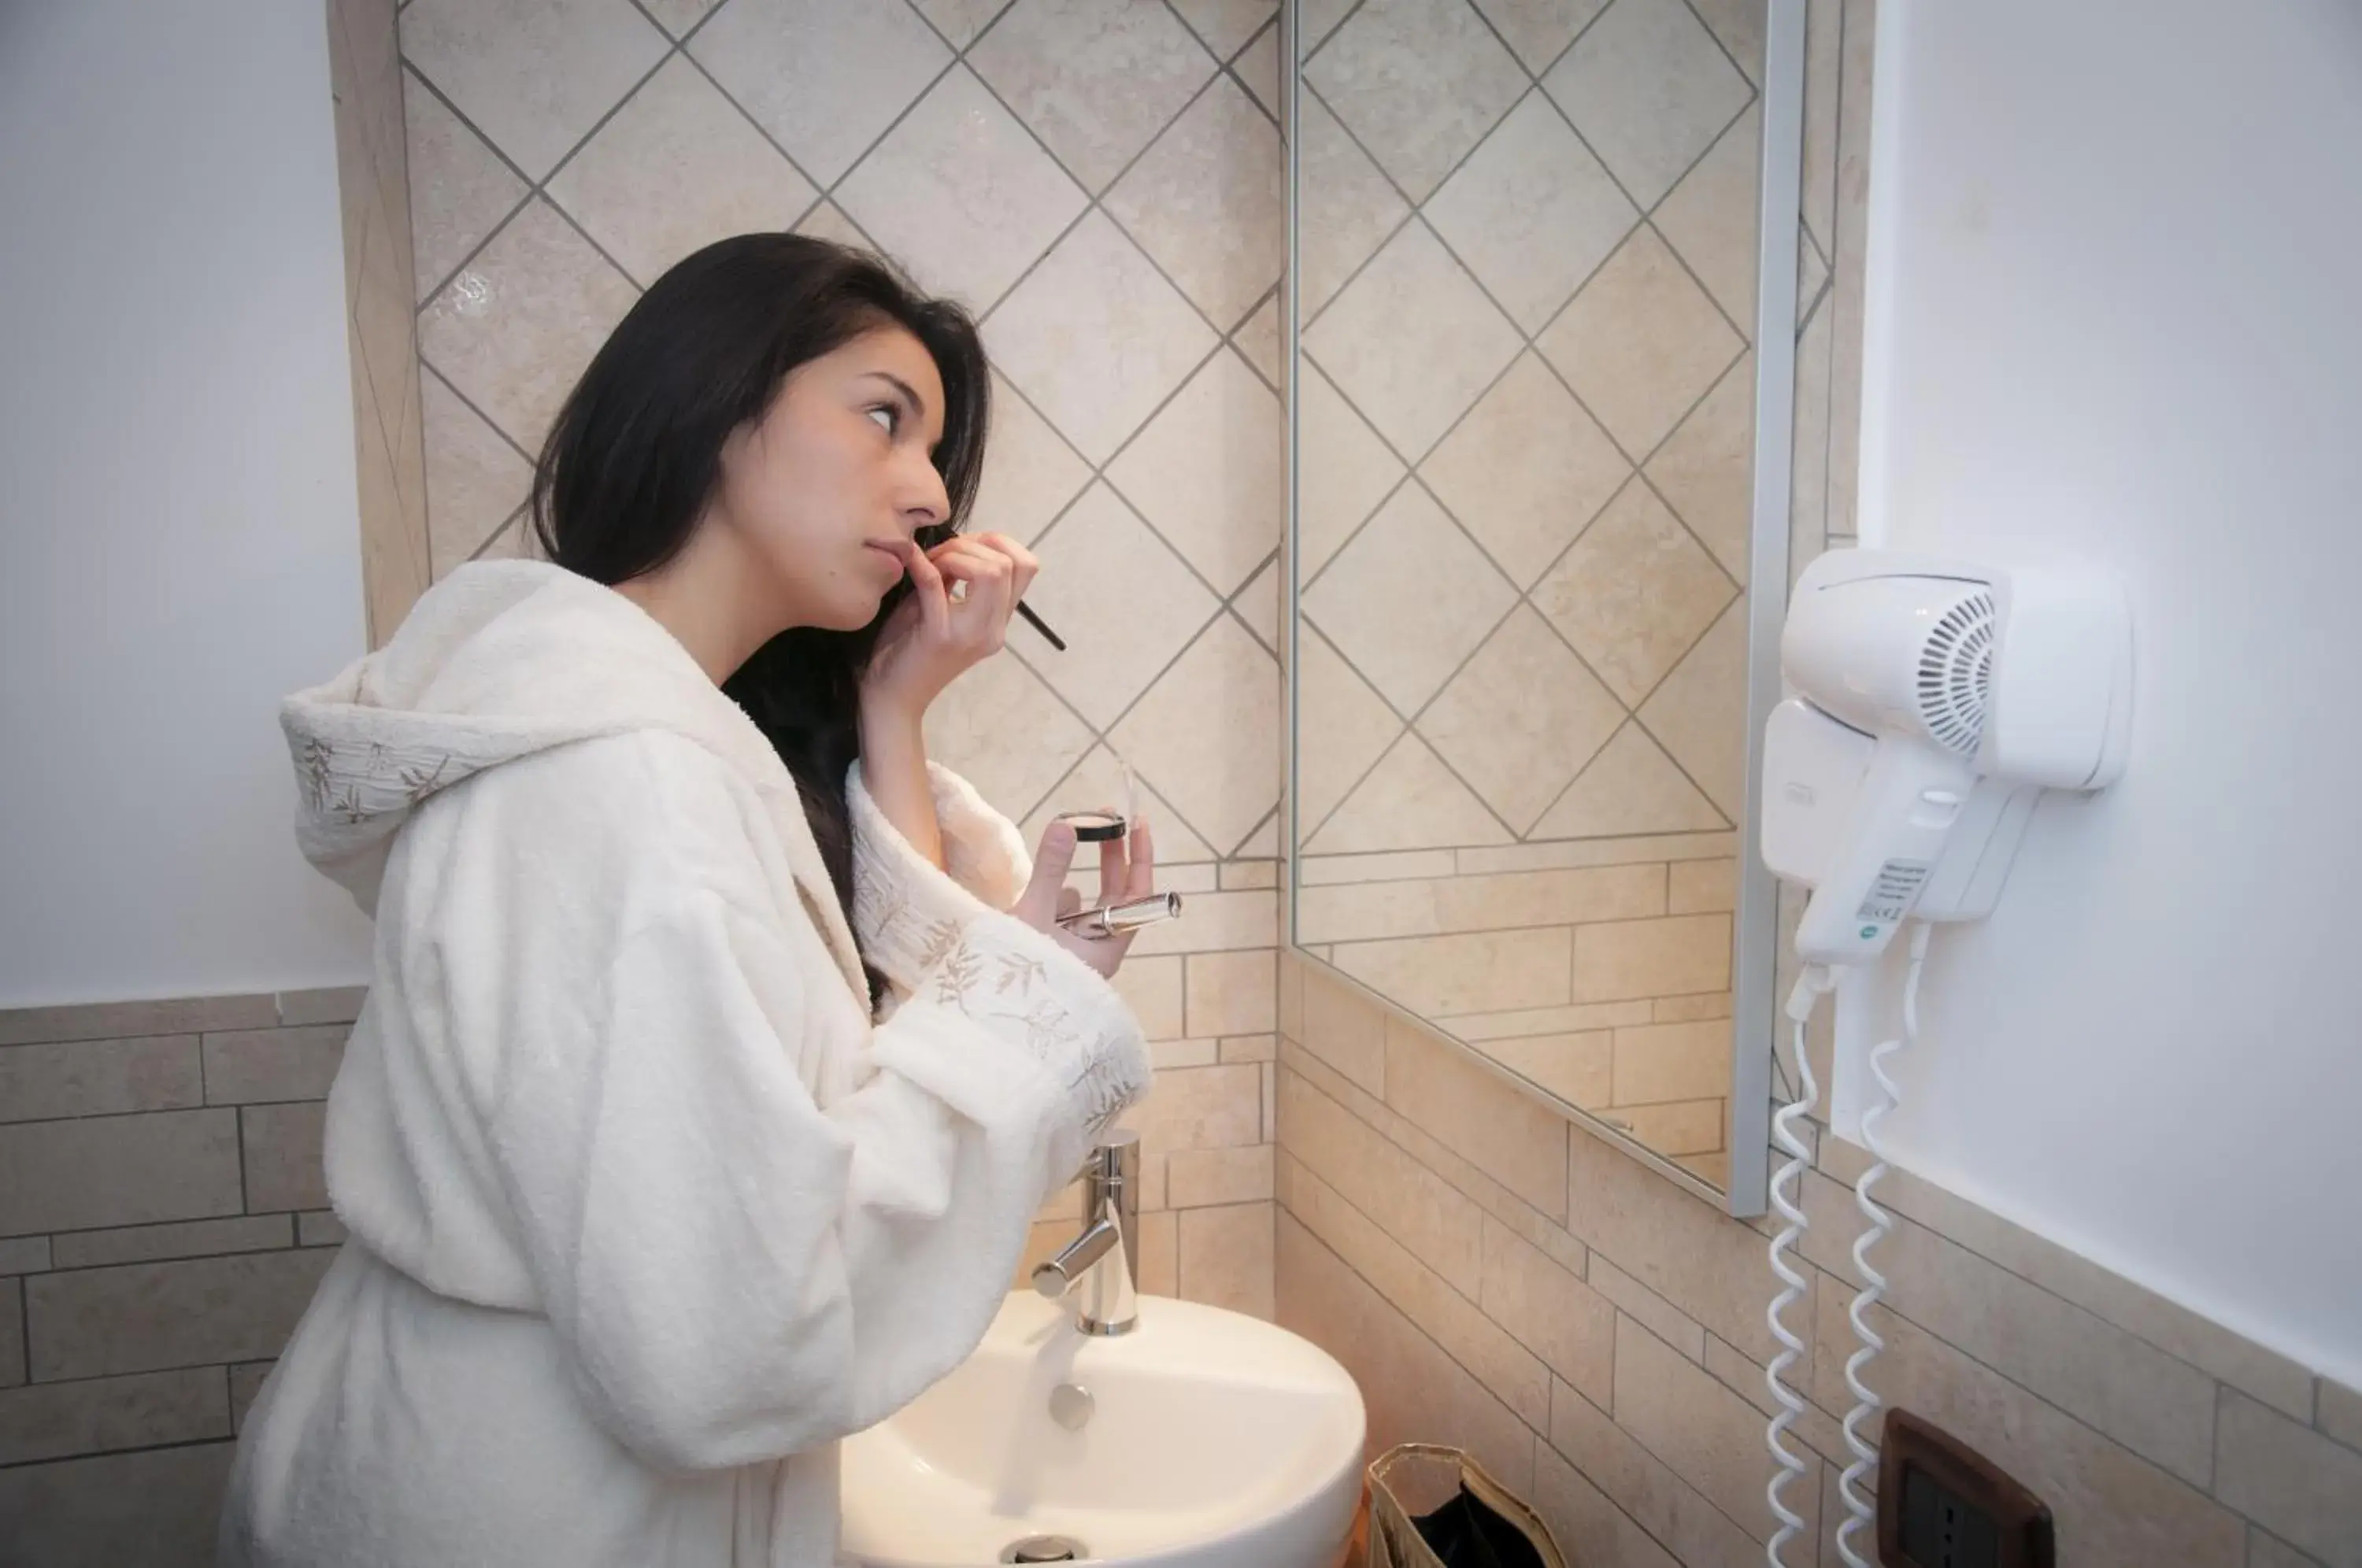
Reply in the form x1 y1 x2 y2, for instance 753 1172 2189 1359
1856 860 1933 925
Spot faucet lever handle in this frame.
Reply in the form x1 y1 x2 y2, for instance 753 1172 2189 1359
1074 1127 1140 1186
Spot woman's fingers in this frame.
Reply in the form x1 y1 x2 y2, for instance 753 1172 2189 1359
891 538 953 640
1096 827 1130 908
927 534 1038 642
1126 815 1156 900
1014 822 1079 927
927 539 1015 648
976 533 1038 603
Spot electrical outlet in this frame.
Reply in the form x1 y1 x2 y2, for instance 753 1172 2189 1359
1899 1464 2001 1566
1878 1409 2054 1568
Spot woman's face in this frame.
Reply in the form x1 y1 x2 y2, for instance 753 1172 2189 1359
711 324 952 632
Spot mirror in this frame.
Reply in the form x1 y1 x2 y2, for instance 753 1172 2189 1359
1282 0 1812 1211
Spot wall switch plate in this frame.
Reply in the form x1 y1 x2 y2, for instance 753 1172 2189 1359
1877 1408 2053 1567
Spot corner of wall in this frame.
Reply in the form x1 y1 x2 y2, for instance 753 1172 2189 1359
325 0 428 648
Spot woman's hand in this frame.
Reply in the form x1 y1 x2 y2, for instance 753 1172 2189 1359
861 532 1038 721
1010 816 1157 979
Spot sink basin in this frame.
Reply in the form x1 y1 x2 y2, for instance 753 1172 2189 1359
841 1291 1366 1566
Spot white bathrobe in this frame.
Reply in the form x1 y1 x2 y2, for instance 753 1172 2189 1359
220 561 1151 1567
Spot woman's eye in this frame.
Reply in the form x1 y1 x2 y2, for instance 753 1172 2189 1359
868 405 897 435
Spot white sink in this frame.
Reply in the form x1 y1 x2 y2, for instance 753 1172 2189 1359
841 1291 1366 1566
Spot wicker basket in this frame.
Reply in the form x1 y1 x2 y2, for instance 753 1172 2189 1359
1364 1444 1570 1568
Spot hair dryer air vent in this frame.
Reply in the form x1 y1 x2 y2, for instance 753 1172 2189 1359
1916 590 1995 757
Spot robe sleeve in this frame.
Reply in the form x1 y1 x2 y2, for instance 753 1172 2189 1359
436 734 1150 1473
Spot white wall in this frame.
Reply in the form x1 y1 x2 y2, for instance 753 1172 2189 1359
0 3 376 1006
1842 0 2362 1388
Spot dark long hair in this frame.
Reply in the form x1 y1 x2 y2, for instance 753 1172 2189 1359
530 234 990 985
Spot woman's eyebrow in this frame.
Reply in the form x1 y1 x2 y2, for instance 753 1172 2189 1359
861 371 926 421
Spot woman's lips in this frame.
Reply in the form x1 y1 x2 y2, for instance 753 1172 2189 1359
864 540 909 579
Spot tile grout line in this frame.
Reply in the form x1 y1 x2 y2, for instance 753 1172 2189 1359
1306 1037 2299 1521
1275 1192 1701 1568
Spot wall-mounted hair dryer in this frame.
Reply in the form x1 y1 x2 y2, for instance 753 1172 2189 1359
1762 551 2134 966
1759 548 2133 1568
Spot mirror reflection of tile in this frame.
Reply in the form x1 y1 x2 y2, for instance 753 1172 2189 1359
1289 0 1820 1187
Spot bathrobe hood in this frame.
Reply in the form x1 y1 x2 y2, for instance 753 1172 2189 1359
280 560 867 993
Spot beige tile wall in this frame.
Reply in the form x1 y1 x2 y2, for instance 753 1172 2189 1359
1278 954 2360 1568
331 0 431 648
394 0 1287 1318
0 988 361 1559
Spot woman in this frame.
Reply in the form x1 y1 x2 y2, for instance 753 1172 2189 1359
220 235 1154 1566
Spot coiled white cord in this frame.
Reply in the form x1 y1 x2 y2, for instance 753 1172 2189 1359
1764 965 1834 1568
1834 919 1931 1567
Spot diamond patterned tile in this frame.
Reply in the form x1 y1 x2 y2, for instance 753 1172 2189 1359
1637 596 1746 818
1105 77 1284 331
1300 0 1361 54
1423 91 1638 334
1687 0 1765 85
1643 350 1753 585
1531 722 1724 837
1305 733 1511 852
545 55 819 288
1800 0 1836 251
352 177 420 471
1542 0 1752 209
1295 628 1403 827
1232 17 1283 121
1234 560 1281 652
1298 94 1412 316
1472 0 1606 73
1110 616 1283 853
1418 605 1623 832
1172 0 1279 60
1418 351 1630 587
1232 292 1282 386
1532 478 1735 707
1022 745 1217 865
971 374 1091 545
1235 814 1279 856
1297 365 1406 579
835 65 1088 311
418 198 639 450
924 649 1097 823
403 67 528 302
1303 0 1527 204
909 0 1015 49
1797 227 1830 318
1789 302 1831 582
690 0 951 187
640 0 723 39
1016 483 1220 729
1302 220 1522 460
790 198 877 251
1537 224 1743 459
1301 481 1516 713
986 212 1219 464
1106 349 1283 595
473 509 546 564
402 0 668 180
968 0 1217 194
421 369 533 576
1652 102 1760 331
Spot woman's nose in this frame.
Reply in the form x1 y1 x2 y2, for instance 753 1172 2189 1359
899 460 950 531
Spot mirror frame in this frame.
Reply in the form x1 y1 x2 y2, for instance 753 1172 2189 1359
1279 0 1810 1219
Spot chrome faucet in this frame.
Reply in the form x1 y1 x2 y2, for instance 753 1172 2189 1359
1031 1130 1140 1336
